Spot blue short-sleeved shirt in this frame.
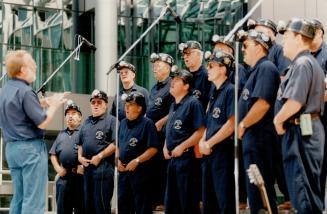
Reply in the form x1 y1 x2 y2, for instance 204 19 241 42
239 57 280 125
111 84 149 121
277 51 325 115
268 42 291 75
205 80 235 140
313 42 327 74
49 128 80 169
118 116 159 164
191 65 212 109
78 113 116 161
146 77 174 123
0 78 46 142
165 95 205 151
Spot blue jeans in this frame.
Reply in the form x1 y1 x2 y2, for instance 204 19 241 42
6 139 48 214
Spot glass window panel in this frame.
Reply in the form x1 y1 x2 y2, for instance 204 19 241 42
2 4 33 47
62 9 74 50
34 8 62 49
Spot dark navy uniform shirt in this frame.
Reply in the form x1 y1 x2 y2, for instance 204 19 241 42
313 42 327 73
191 65 212 109
276 51 325 116
111 84 149 121
118 116 159 164
228 63 248 95
268 42 291 75
78 113 116 162
312 42 327 125
49 128 80 169
0 78 46 142
146 77 174 124
165 95 205 151
205 80 235 140
239 57 280 125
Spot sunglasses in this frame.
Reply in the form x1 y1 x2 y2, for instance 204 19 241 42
91 100 104 105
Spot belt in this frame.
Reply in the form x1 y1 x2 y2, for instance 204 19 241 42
288 112 320 125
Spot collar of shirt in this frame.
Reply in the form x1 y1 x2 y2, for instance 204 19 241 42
312 42 327 57
120 84 138 95
126 115 144 129
293 50 311 63
89 113 106 124
248 56 268 73
156 77 171 89
191 65 205 76
10 78 30 86
65 126 80 135
173 94 190 111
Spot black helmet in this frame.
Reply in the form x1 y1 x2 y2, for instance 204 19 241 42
125 91 147 114
248 18 277 35
90 89 108 103
237 29 272 50
279 18 315 39
170 66 194 88
204 50 234 72
117 61 136 73
65 100 82 116
179 40 202 53
150 53 174 66
311 18 325 34
211 34 235 53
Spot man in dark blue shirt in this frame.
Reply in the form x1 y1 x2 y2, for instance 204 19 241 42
310 19 327 203
275 18 325 213
77 89 116 214
147 52 175 210
199 50 235 214
118 91 159 214
250 18 292 209
238 30 280 214
111 61 149 121
249 18 291 76
164 69 205 214
50 100 84 214
0 50 69 214
179 40 212 109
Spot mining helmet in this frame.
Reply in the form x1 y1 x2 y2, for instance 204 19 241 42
125 91 147 114
117 61 136 73
90 89 108 103
278 18 315 39
150 53 174 66
64 100 82 116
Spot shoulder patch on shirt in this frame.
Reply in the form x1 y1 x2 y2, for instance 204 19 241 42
129 138 138 147
193 90 202 99
95 131 104 140
242 88 250 100
212 107 221 119
155 97 163 106
174 120 183 130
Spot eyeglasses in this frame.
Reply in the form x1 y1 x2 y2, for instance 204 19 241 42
91 100 104 105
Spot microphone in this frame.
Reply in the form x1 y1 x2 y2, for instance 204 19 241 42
79 35 97 51
166 2 182 23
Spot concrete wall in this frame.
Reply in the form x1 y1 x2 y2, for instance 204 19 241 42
248 0 327 40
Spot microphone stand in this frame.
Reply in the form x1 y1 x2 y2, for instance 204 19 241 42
223 0 265 213
109 3 179 213
37 35 86 96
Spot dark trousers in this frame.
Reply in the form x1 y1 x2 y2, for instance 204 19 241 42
238 141 247 204
151 152 167 206
242 127 278 214
282 123 324 214
201 141 235 214
165 155 200 214
56 172 85 214
118 164 153 214
320 122 327 204
83 161 114 214
274 136 290 202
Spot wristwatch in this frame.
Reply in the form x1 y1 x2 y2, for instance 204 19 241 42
240 121 246 129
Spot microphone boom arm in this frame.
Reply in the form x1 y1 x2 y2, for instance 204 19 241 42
37 39 85 94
